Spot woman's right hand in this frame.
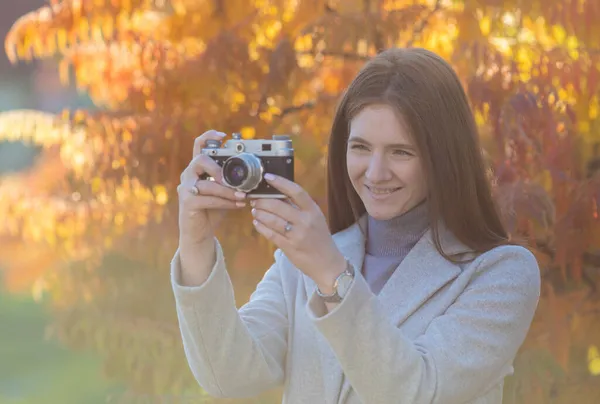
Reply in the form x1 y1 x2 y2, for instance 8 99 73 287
178 130 247 250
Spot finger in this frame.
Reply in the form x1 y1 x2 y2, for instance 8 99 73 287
263 174 314 210
252 198 300 223
193 130 227 157
182 194 246 210
181 154 224 184
252 218 289 247
251 207 289 236
195 180 246 202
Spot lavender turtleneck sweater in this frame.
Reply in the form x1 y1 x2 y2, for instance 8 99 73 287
362 201 430 295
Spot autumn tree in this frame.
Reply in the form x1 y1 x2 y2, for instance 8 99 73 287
2 0 600 402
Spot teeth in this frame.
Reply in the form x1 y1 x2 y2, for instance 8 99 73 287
367 186 399 194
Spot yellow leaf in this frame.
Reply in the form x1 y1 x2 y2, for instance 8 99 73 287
153 185 168 206
91 24 103 42
240 126 256 139
78 18 90 42
114 213 125 226
474 109 486 127
357 39 368 56
101 15 114 38
268 105 282 116
72 0 83 20
588 345 600 376
479 16 491 36
552 25 566 44
294 35 312 52
232 91 246 105
91 177 102 193
122 129 133 143
566 35 579 49
56 29 68 52
578 121 590 133
590 97 599 120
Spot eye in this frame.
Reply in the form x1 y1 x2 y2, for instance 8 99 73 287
393 149 412 156
350 144 368 150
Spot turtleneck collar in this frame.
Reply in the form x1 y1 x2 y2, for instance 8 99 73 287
366 200 430 257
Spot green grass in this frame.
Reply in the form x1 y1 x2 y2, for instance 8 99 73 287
0 285 125 404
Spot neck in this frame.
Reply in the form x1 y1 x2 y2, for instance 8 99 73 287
366 200 430 256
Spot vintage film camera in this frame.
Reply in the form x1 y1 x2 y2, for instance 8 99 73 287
200 133 294 198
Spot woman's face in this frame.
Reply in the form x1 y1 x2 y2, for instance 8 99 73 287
346 104 428 221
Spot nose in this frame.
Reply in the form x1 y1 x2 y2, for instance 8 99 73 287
365 153 392 183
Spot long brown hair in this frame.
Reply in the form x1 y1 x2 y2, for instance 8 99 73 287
326 47 510 261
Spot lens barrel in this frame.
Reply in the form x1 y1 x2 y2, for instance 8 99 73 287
222 153 264 192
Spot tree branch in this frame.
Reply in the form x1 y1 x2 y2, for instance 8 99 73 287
405 0 443 48
297 50 370 61
365 0 385 53
274 101 316 120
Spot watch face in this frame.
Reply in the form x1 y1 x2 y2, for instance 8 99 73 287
337 274 353 297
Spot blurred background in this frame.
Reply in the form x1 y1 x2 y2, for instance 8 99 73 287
1 0 600 403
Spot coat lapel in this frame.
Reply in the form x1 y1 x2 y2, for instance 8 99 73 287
304 215 473 404
375 225 470 327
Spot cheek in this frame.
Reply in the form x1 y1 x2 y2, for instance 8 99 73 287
394 160 426 186
346 153 361 182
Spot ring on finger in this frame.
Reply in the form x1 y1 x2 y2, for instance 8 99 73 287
284 221 293 234
189 184 199 195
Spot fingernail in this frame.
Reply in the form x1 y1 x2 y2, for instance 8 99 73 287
217 132 227 137
235 191 246 199
236 201 246 208
251 208 256 216
250 200 255 207
253 219 258 226
264 173 275 181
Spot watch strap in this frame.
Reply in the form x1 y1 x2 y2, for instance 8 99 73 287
316 259 355 303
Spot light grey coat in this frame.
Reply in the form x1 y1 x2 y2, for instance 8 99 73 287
170 216 540 404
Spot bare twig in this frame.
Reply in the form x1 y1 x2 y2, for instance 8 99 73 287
274 101 316 120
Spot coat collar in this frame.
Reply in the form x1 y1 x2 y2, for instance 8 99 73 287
304 214 474 404
334 213 473 258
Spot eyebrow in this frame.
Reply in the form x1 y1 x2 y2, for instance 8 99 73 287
348 135 416 150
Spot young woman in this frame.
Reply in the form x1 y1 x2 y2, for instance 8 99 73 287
171 47 540 404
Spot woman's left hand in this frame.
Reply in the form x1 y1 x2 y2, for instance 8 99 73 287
250 173 347 293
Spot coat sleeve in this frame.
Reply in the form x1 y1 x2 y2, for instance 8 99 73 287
170 238 288 398
306 245 541 404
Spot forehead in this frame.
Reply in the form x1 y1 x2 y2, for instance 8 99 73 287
348 104 412 144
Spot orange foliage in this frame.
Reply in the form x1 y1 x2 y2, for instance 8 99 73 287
2 0 600 402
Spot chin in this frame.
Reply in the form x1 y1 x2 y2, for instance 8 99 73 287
365 209 402 221
361 193 418 221
363 202 406 221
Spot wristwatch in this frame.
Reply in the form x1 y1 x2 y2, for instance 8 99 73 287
316 259 355 303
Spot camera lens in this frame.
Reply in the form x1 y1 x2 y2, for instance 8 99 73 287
224 160 247 186
222 153 263 192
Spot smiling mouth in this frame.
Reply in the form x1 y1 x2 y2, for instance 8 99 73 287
365 185 402 195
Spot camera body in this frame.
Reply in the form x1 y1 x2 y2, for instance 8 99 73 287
200 133 294 199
